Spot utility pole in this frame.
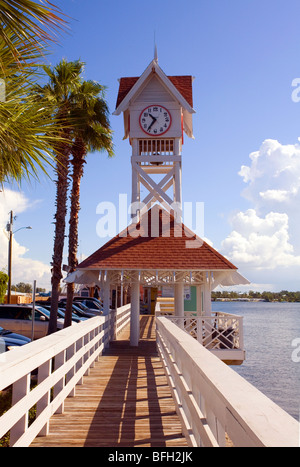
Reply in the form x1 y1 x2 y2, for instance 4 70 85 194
7 210 13 304
6 213 32 304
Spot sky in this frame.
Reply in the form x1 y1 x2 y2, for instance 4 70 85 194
1 0 300 292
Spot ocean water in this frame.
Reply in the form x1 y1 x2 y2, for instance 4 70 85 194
212 301 300 421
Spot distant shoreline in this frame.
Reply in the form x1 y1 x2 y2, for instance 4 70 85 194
212 290 300 303
213 298 268 302
211 298 297 302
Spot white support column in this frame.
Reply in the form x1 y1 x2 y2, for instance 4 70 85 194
131 139 140 220
203 273 212 316
196 284 202 316
103 271 110 316
130 271 140 346
120 283 124 307
174 274 184 317
174 138 182 211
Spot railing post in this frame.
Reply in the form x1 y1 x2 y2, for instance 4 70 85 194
83 333 90 376
112 285 118 341
130 272 140 346
10 374 31 446
54 350 66 413
90 330 96 368
197 318 203 344
239 316 244 350
205 404 226 447
36 359 52 436
109 307 117 343
66 343 76 397
94 325 101 361
76 337 84 384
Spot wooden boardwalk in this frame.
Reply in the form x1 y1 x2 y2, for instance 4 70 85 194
30 316 187 447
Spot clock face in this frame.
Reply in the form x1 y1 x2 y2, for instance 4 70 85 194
139 105 172 136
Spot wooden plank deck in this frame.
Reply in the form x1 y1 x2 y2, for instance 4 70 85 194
30 315 188 447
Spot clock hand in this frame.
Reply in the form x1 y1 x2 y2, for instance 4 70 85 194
147 115 157 131
147 119 156 131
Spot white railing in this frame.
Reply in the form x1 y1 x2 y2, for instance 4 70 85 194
156 317 299 447
155 303 244 353
139 138 174 156
0 304 131 447
112 304 131 337
164 312 243 350
133 139 180 168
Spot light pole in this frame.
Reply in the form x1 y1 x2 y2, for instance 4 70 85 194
6 210 32 304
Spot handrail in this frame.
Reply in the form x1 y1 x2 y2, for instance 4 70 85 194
156 317 299 447
0 304 131 447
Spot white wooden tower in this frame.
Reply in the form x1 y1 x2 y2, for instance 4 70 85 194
113 53 195 219
70 54 249 357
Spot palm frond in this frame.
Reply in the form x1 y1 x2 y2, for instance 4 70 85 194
0 48 69 184
0 0 68 66
69 79 114 158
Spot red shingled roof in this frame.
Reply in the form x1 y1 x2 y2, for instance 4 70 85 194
78 207 236 271
116 75 193 109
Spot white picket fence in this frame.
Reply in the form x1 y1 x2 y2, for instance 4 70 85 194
156 316 299 447
0 305 131 447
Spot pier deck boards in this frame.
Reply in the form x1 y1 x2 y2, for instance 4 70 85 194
30 315 187 447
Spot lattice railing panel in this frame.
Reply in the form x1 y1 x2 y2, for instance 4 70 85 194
159 313 243 350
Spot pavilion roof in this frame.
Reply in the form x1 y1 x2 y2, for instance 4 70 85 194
77 206 237 272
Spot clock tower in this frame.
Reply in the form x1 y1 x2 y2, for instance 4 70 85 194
113 54 195 219
68 53 249 356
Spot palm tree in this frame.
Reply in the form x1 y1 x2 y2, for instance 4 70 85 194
34 59 84 334
0 0 67 184
64 80 114 327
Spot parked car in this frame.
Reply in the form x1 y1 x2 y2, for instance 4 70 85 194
72 296 103 306
58 302 96 319
0 304 65 339
40 304 87 323
60 296 103 313
0 326 31 352
71 301 102 316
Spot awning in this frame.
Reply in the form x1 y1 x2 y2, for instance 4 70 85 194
63 270 101 286
212 270 250 289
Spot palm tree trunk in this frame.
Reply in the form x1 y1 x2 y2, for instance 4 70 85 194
65 138 86 327
48 139 71 334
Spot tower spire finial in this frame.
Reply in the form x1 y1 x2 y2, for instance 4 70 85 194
154 31 158 63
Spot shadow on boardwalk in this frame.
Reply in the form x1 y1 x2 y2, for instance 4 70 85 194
31 316 187 447
83 316 185 447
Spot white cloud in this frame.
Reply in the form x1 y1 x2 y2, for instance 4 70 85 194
222 209 300 269
0 189 51 290
221 139 300 278
238 139 300 212
259 188 297 202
